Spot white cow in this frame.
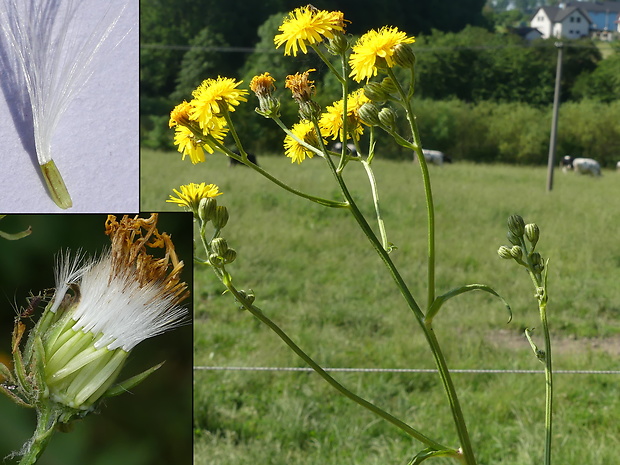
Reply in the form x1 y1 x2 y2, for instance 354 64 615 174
421 149 452 166
616 161 620 171
561 156 601 176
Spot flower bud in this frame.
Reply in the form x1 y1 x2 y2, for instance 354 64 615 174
199 197 217 223
497 245 513 259
507 215 525 237
393 43 416 69
510 245 523 260
378 107 397 129
381 77 398 95
358 102 381 126
325 33 349 55
506 230 521 246
525 223 539 247
212 206 229 229
211 237 229 257
363 82 389 102
223 248 237 264
299 100 322 121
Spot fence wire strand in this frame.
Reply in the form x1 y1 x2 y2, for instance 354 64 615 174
195 366 620 375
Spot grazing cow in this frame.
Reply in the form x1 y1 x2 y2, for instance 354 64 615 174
332 142 358 156
561 156 601 176
616 161 620 171
228 149 258 167
420 149 452 166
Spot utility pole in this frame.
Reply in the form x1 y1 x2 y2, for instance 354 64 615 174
546 42 563 192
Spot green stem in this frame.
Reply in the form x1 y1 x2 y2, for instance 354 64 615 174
386 67 436 306
361 160 389 250
212 116 347 209
212 267 450 452
317 122 476 465
540 301 553 465
18 405 60 465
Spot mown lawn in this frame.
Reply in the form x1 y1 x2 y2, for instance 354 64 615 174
143 149 620 464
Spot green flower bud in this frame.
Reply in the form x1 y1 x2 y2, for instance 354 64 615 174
358 102 382 126
506 230 521 246
378 107 397 129
212 206 229 230
510 245 523 260
381 77 398 95
299 100 322 121
209 253 223 266
211 237 229 257
363 82 389 102
393 43 416 69
199 197 217 223
325 33 349 55
497 245 513 259
507 215 525 237
525 223 539 247
223 248 237 264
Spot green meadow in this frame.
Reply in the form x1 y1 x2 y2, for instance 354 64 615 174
143 149 620 464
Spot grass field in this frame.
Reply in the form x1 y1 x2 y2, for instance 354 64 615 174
143 149 620 464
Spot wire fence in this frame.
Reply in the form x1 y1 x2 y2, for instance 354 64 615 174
195 366 620 375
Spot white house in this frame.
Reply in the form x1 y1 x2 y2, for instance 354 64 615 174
530 5 592 39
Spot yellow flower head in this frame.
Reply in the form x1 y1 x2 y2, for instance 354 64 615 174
349 27 415 82
169 101 193 128
319 89 371 142
284 120 325 164
285 69 316 103
167 182 223 213
274 6 346 56
173 117 228 164
189 77 248 129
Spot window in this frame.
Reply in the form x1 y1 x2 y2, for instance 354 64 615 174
570 17 574 22
577 17 581 23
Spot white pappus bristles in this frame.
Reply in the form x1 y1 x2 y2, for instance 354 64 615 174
0 0 128 208
55 250 188 352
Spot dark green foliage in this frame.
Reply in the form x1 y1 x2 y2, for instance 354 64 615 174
170 27 229 102
572 45 620 102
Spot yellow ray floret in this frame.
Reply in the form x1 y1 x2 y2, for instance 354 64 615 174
167 182 223 211
189 77 248 129
274 6 345 56
349 26 415 82
319 89 371 142
284 121 325 164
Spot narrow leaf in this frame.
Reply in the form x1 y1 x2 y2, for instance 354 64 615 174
103 362 165 398
426 284 512 324
408 447 461 465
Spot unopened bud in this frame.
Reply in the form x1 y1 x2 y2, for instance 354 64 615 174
199 197 217 223
498 245 513 260
211 237 229 257
363 82 389 102
223 248 237 264
212 206 229 229
325 33 349 55
378 107 397 129
506 230 521 246
510 245 523 260
358 103 381 126
507 215 525 237
525 223 539 247
299 100 322 121
393 43 416 69
381 77 398 95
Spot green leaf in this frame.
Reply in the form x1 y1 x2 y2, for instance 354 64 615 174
103 362 165 398
426 283 512 324
0 226 32 240
407 447 461 464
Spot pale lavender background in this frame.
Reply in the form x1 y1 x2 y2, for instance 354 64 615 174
0 0 138 213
